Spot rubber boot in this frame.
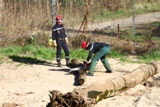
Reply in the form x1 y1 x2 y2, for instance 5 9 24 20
66 60 69 66
58 61 62 67
106 70 112 73
66 58 70 66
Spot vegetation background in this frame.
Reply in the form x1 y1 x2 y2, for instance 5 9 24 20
0 0 160 63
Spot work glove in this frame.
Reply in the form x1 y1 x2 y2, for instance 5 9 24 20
65 37 68 44
48 39 52 47
53 40 57 48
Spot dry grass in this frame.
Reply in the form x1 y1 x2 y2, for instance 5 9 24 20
1 1 52 37
0 0 160 49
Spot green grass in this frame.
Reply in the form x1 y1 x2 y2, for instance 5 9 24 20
0 45 91 62
137 50 160 63
0 44 160 64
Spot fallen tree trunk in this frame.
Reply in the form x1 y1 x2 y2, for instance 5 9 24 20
47 60 160 107
76 61 160 103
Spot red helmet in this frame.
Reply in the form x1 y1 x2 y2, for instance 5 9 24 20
56 15 62 22
81 41 88 49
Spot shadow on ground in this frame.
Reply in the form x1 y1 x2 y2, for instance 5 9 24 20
9 55 53 66
9 55 73 74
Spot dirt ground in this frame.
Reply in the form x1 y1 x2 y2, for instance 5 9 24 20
0 57 160 107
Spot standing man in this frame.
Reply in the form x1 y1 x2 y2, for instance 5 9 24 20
81 41 112 76
52 15 70 67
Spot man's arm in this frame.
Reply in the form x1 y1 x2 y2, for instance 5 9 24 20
86 50 93 62
62 25 68 44
52 27 57 48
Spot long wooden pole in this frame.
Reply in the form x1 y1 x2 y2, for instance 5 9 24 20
76 61 160 103
74 0 89 41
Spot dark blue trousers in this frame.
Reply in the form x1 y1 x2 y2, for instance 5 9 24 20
56 39 69 62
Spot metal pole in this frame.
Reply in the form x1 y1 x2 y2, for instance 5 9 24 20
52 0 57 26
132 0 136 54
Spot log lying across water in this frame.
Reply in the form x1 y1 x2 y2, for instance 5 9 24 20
47 61 160 107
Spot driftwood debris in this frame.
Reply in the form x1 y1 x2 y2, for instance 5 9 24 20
46 59 160 107
46 90 90 107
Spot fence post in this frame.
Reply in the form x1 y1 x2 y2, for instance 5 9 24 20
132 0 136 54
117 24 120 41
